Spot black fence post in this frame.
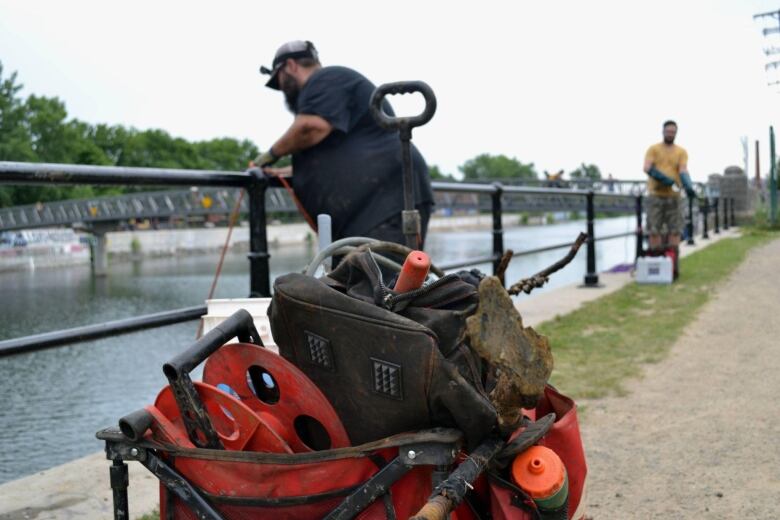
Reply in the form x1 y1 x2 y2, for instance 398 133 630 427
686 196 695 245
491 182 505 286
583 191 599 287
731 197 736 226
247 174 271 297
701 199 709 239
723 198 730 230
635 194 643 259
716 198 722 233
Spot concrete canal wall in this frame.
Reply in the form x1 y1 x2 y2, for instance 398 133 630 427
0 214 531 272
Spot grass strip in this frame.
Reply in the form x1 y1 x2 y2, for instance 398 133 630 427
539 229 777 400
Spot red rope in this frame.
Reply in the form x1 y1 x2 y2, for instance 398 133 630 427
195 189 245 339
276 174 317 231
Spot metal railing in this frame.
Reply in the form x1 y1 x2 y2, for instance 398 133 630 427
0 161 734 357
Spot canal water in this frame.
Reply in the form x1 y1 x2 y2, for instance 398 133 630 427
0 216 636 483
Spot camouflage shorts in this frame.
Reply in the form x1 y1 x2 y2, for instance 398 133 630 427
646 195 682 235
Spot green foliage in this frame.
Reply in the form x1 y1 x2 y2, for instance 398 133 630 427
568 162 602 181
0 62 262 207
428 164 456 182
538 231 775 400
458 153 537 181
135 508 159 520
750 201 780 230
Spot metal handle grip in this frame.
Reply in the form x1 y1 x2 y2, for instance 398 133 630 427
163 308 260 381
161 308 261 449
369 81 437 134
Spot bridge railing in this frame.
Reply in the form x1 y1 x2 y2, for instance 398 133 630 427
0 161 732 357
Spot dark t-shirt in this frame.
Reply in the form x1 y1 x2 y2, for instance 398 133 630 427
292 66 433 239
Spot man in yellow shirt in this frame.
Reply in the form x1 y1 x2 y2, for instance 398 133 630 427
643 120 696 254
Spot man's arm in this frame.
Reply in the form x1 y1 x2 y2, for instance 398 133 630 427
678 155 696 197
271 115 332 157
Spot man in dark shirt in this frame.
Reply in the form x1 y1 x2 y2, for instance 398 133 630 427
257 40 434 246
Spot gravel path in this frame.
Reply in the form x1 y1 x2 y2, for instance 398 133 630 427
580 236 780 519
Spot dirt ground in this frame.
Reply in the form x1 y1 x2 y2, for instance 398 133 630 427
580 237 780 519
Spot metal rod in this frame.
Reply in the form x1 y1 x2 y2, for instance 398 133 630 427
771 126 777 225
723 198 730 230
686 196 695 246
141 451 225 520
583 191 599 287
714 198 721 234
490 183 505 286
437 255 499 271
247 176 271 297
730 197 736 226
110 460 130 520
702 200 710 239
635 195 643 259
324 457 410 520
0 305 206 357
0 161 249 187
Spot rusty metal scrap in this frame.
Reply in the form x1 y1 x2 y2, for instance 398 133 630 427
465 276 553 433
507 232 588 295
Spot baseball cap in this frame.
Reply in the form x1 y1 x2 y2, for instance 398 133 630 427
260 40 319 90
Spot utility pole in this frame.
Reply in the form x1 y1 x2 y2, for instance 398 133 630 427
771 126 777 225
756 140 762 194
755 10 780 87
755 9 780 35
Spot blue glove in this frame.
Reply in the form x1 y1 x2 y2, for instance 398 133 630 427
647 166 676 187
679 172 696 198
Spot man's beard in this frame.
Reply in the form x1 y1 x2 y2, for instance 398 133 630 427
280 77 300 113
664 135 675 144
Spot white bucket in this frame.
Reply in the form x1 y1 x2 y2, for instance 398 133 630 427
201 298 277 352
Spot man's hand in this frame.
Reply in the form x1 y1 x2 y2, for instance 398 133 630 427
679 172 696 198
254 148 279 167
646 166 676 187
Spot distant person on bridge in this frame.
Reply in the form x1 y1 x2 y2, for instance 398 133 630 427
254 40 434 246
643 120 696 275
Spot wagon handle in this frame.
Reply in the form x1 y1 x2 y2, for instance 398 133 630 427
162 309 261 449
369 81 437 138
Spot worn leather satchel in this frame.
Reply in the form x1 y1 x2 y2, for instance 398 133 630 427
269 251 497 447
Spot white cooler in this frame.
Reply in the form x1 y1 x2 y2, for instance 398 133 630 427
635 256 673 285
201 298 277 352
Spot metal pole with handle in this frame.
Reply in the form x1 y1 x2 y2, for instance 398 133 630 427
369 81 437 249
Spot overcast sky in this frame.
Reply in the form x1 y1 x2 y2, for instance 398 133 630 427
2 0 780 181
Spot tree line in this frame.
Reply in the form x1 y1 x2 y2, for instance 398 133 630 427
0 62 602 208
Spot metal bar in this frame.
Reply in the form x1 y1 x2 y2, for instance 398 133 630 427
702 200 710 239
109 460 130 520
247 176 271 297
324 457 410 520
490 183 505 285
686 197 695 246
731 197 736 226
583 191 599 286
771 126 777 225
723 198 730 230
141 450 225 520
437 255 499 271
635 195 643 259
0 305 206 357
593 231 636 242
714 198 721 234
0 161 249 187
